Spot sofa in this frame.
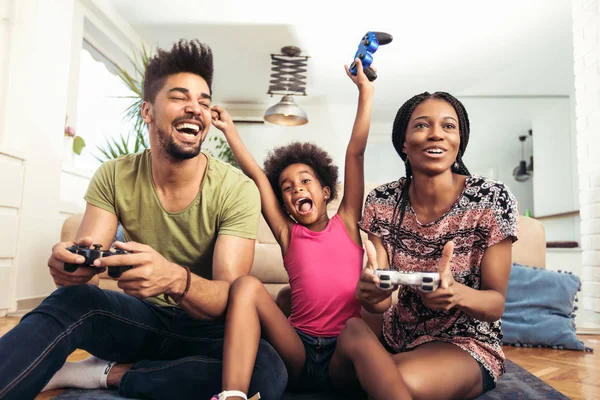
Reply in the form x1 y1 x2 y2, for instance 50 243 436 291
58 186 551 400
60 184 547 295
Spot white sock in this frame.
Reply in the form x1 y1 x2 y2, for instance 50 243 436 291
43 356 116 391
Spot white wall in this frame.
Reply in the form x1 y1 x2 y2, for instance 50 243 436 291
571 0 600 329
0 0 16 317
0 0 142 312
58 0 146 218
0 0 76 311
225 96 578 243
0 1 584 310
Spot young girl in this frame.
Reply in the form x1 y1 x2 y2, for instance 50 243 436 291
333 91 519 400
209 58 376 400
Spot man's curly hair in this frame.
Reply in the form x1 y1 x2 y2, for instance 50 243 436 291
143 39 213 103
263 142 339 207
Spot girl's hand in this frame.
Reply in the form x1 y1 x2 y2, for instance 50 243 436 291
344 58 375 93
211 105 236 135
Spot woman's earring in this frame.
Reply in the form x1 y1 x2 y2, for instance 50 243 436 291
453 161 459 170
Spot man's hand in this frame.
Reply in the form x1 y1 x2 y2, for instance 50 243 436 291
420 241 462 312
356 240 394 305
93 241 187 299
48 236 106 287
345 58 375 93
211 105 236 135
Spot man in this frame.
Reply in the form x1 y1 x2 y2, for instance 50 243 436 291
0 39 287 400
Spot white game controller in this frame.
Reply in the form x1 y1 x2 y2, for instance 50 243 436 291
375 270 441 293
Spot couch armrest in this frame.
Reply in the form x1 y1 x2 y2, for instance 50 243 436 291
512 215 546 268
60 214 84 243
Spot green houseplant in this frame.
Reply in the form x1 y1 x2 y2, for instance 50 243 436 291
97 43 237 168
64 119 86 155
95 44 150 163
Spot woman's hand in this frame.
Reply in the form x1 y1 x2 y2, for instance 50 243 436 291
356 240 394 305
419 241 463 312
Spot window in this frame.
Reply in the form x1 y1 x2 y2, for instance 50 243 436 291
71 42 139 172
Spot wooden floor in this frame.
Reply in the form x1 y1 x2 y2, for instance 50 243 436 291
503 335 600 400
1 317 91 400
1 317 599 399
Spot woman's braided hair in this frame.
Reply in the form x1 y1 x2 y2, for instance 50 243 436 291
388 92 471 267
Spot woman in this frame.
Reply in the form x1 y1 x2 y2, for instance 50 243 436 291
333 91 519 400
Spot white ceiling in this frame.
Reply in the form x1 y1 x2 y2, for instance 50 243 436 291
107 0 575 118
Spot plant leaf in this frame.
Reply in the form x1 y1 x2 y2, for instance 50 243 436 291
72 136 86 155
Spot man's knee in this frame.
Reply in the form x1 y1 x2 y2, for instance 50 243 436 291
250 339 288 399
30 284 109 320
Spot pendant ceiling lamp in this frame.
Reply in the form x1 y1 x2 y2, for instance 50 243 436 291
264 46 309 126
513 130 534 182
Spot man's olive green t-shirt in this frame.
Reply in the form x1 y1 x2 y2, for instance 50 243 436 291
84 149 260 306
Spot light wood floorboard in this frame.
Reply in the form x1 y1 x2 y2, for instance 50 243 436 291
0 317 598 399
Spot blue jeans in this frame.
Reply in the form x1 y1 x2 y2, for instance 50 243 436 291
292 328 338 393
0 285 287 400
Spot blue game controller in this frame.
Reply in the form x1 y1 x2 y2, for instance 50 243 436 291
349 31 393 81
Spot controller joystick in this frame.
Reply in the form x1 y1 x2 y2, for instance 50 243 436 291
349 31 393 81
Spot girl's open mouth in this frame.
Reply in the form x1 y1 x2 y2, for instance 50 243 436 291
295 198 314 215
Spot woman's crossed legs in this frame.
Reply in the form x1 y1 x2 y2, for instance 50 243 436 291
331 317 485 400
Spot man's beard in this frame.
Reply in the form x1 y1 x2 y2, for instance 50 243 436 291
157 125 203 160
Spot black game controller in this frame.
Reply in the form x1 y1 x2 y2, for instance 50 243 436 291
64 244 132 278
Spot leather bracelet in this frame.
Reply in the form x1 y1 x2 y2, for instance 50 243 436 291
166 265 191 306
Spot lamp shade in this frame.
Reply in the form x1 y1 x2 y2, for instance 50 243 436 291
264 95 308 126
513 134 531 182
527 155 534 174
513 160 531 182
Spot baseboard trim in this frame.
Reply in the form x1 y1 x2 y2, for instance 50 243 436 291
577 327 600 335
16 296 46 313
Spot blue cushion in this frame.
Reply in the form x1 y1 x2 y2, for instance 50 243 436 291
501 263 591 351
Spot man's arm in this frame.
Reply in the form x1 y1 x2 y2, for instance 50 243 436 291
49 203 118 287
96 170 262 320
77 203 119 248
167 234 256 320
171 176 261 319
